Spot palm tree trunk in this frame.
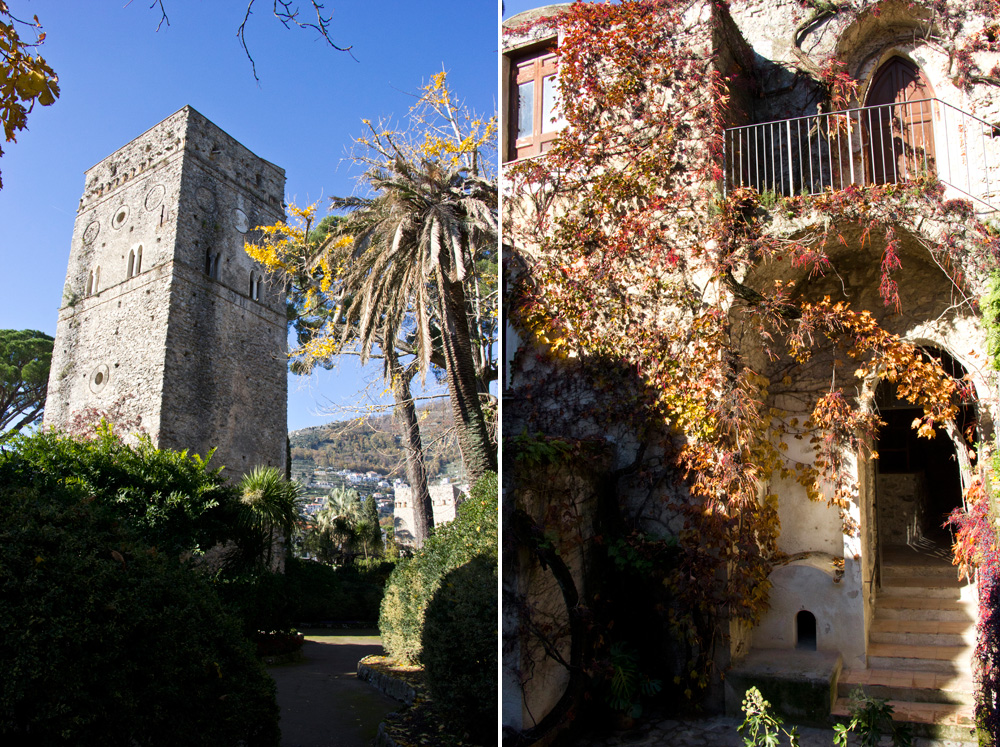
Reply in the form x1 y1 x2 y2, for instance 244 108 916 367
387 345 434 547
436 268 498 485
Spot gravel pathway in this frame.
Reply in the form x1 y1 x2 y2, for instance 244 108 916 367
268 629 399 747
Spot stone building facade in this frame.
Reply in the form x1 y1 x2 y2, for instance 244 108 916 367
393 482 465 547
44 106 287 478
504 1 1000 741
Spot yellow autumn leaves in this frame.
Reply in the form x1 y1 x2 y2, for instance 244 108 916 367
0 5 59 188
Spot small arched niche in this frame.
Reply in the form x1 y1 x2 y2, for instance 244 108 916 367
796 610 817 651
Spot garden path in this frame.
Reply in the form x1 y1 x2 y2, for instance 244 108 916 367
268 628 399 747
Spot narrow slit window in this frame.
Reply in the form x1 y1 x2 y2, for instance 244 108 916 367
127 250 135 278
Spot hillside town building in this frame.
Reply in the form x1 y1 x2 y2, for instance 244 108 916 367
394 481 466 547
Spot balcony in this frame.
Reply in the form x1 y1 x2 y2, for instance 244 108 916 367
724 98 1000 213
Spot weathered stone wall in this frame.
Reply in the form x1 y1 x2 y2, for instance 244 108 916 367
45 106 287 478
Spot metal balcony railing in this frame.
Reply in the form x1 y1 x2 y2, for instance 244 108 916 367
724 98 1000 213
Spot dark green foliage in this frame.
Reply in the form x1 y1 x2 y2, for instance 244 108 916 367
379 471 497 663
0 482 280 745
215 567 294 636
833 687 913 747
0 328 53 438
421 555 497 741
285 557 394 622
1 428 238 557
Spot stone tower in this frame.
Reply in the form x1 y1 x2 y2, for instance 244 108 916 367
44 106 287 477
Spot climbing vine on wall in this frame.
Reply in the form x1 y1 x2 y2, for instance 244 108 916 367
505 0 1000 727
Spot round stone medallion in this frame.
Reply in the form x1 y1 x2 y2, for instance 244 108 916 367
111 205 129 230
144 184 165 211
89 364 110 394
83 221 100 244
232 208 250 234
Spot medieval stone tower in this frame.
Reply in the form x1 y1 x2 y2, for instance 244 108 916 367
44 106 287 477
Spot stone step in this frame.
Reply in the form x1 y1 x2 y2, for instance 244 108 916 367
868 642 973 674
832 696 976 741
876 596 976 622
881 565 965 581
879 581 964 599
870 618 975 647
838 668 975 705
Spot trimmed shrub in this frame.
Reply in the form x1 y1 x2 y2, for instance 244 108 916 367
214 566 294 636
285 557 394 623
0 483 280 745
0 428 239 557
379 471 497 664
421 554 498 740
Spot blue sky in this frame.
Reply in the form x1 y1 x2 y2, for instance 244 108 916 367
0 0 498 432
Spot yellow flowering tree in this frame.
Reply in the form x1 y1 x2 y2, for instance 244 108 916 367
246 72 497 543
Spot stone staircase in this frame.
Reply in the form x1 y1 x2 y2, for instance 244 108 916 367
833 545 978 742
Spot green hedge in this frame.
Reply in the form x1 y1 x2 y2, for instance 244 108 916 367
421 554 498 740
285 558 394 623
0 483 279 745
0 428 239 557
379 472 498 664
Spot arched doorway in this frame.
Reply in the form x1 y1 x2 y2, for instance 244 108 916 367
864 57 936 185
873 347 974 560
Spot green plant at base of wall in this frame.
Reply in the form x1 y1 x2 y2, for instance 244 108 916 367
833 687 912 747
738 686 800 747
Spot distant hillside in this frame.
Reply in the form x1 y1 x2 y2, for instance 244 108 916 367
289 399 462 482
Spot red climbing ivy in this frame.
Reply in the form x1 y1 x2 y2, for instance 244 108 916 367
947 472 1000 740
505 0 1000 718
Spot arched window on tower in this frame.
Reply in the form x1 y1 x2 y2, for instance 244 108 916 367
127 246 143 278
205 250 220 280
93 266 100 294
86 270 94 296
250 271 261 301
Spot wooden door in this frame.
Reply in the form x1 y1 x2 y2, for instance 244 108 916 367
864 57 936 184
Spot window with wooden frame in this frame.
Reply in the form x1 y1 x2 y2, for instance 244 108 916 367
508 47 560 161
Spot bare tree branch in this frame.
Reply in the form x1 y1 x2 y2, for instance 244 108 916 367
238 0 355 82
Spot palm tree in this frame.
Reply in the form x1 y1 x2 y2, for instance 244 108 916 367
236 466 303 570
310 485 374 564
325 156 498 485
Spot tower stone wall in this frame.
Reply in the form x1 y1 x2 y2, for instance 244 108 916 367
44 106 287 478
